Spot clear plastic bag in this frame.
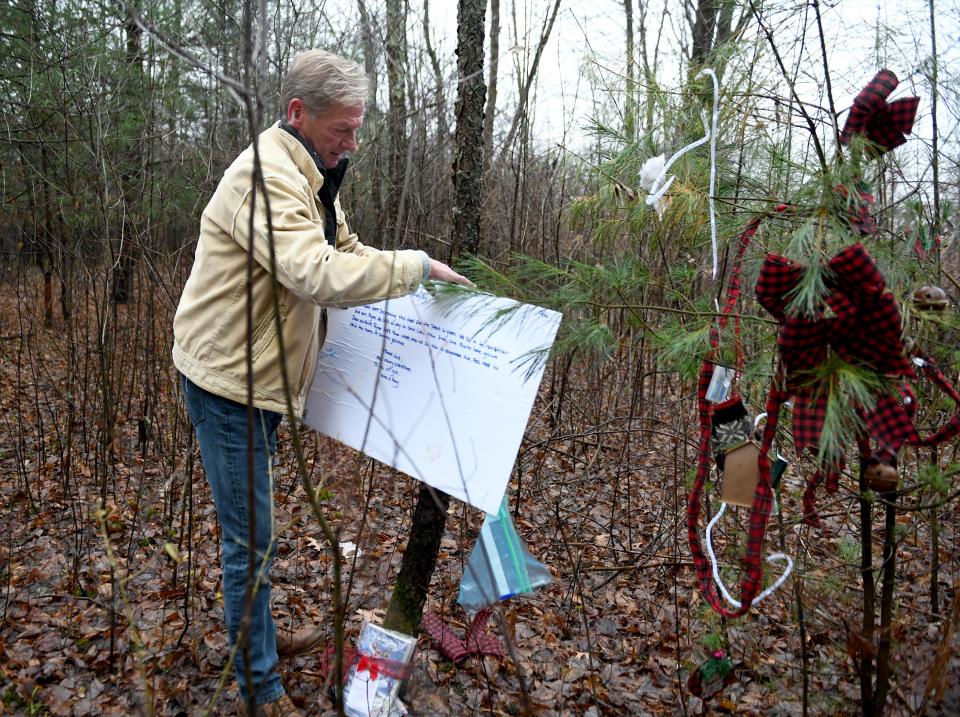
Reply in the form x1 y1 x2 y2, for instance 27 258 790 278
458 496 553 613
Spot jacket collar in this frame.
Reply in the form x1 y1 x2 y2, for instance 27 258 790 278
267 123 323 191
276 120 349 196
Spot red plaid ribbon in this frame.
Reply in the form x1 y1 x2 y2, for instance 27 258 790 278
689 209 787 618
840 69 920 155
420 609 505 664
864 356 960 455
756 242 960 516
834 183 878 237
756 243 913 457
692 203 959 614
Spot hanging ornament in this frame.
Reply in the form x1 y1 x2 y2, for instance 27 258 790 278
687 650 738 700
911 285 949 312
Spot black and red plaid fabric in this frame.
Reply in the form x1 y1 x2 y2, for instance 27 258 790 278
688 209 785 618
421 609 504 664
691 205 960 617
755 243 913 454
835 184 879 236
840 69 920 155
755 253 803 322
791 386 828 453
826 243 913 375
464 609 506 658
420 611 469 662
862 386 917 460
898 357 960 448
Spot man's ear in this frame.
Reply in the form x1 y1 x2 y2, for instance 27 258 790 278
287 98 305 128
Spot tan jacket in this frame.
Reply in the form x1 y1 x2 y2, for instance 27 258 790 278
173 125 427 416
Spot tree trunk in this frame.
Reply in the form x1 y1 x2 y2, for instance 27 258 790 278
382 487 451 635
423 0 449 142
624 0 635 140
112 6 144 305
357 0 386 243
451 0 487 258
929 0 942 272
382 0 487 639
482 0 500 173
385 0 408 245
690 0 718 67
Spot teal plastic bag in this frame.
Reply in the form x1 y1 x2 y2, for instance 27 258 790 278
457 497 553 613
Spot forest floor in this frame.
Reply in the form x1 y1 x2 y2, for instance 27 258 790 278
2 274 960 716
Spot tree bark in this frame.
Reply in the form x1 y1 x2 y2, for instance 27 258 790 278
624 0 635 140
451 0 487 257
382 0 487 639
385 0 408 244
382 487 451 635
929 0 941 271
112 6 144 305
423 0 449 142
482 0 500 172
690 0 718 68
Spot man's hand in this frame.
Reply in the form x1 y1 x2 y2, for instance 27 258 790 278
429 258 475 287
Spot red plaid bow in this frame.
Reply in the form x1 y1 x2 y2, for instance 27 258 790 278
756 243 960 517
692 204 960 618
756 243 913 454
755 243 916 518
420 609 505 664
840 69 920 155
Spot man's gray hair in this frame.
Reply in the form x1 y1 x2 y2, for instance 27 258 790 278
281 50 369 115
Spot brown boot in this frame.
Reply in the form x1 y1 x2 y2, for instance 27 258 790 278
276 623 325 658
235 694 303 717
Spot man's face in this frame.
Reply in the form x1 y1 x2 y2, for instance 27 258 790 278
288 100 364 168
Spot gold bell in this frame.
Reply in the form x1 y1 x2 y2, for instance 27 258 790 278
912 285 949 312
864 460 898 492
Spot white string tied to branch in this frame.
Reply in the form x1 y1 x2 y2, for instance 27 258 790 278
644 68 720 279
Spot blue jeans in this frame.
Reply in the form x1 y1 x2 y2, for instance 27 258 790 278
181 375 285 705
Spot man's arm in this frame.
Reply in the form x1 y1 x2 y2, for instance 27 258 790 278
236 176 471 305
334 197 474 287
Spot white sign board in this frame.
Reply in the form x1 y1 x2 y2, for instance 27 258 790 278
303 288 561 515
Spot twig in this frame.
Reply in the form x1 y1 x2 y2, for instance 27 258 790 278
748 0 828 172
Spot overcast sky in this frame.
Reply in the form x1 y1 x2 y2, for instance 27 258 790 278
387 0 959 181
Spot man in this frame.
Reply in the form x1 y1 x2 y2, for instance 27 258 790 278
173 49 471 716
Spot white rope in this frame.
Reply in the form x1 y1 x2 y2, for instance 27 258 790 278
645 68 720 279
705 412 794 609
704 68 719 280
705 502 794 609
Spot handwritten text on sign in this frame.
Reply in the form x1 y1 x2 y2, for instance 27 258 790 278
303 289 561 514
349 304 510 387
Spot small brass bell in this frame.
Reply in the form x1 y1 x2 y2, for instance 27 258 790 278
864 460 898 492
912 285 949 312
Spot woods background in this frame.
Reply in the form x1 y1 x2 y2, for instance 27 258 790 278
1 0 960 715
